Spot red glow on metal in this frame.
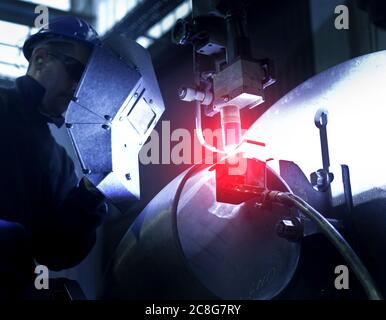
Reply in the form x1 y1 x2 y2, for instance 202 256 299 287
245 139 266 147
215 153 268 204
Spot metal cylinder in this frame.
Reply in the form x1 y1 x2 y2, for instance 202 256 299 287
220 105 242 151
100 165 300 299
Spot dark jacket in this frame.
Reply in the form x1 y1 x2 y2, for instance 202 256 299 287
0 75 106 272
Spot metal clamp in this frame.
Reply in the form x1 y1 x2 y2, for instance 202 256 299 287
310 109 334 192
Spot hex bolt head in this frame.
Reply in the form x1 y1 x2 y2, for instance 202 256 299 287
310 169 334 192
276 218 303 242
83 169 91 175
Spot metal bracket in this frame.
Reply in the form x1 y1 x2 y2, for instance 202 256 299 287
279 160 338 234
310 109 334 192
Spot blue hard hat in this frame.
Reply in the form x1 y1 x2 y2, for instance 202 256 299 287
23 16 101 61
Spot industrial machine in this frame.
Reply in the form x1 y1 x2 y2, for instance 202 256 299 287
95 1 386 300
99 52 386 300
66 0 386 300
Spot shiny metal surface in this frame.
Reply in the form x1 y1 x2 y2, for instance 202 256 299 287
177 167 300 299
101 166 300 299
244 51 386 206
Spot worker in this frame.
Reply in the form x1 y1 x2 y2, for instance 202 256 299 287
0 16 107 299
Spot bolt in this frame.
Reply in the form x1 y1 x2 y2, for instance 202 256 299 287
125 173 131 181
66 123 73 129
97 202 108 214
254 202 263 209
149 99 153 104
83 169 91 175
276 218 303 242
102 124 110 130
104 115 112 121
310 169 333 192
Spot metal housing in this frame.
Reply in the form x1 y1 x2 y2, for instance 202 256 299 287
65 34 165 210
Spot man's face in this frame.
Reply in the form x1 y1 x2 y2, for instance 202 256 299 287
27 40 91 116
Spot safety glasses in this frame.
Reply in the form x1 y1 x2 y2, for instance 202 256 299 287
47 51 86 82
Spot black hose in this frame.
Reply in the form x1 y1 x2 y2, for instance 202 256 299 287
267 191 383 300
